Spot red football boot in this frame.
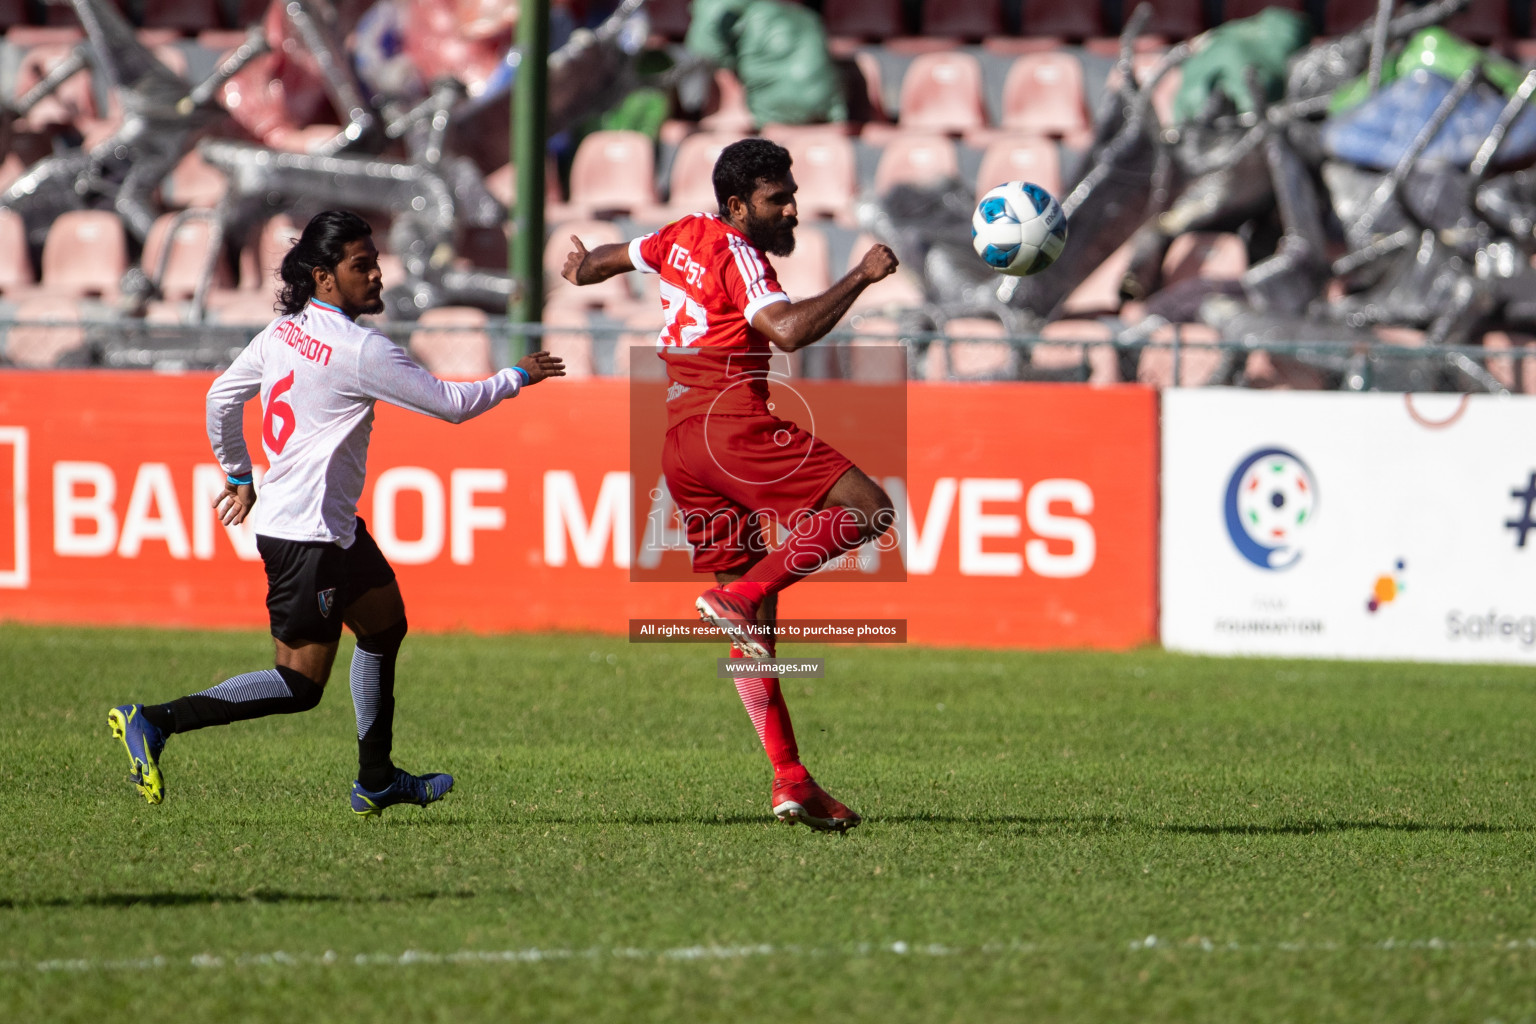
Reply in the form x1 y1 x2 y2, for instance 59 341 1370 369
696 583 770 658
771 776 862 832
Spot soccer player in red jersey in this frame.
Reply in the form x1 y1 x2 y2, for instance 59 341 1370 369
562 139 900 831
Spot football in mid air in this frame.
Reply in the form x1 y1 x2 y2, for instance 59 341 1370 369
971 181 1068 277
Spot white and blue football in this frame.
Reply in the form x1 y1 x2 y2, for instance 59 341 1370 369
971 181 1068 277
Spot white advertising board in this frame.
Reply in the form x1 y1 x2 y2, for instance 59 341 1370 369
1162 389 1536 663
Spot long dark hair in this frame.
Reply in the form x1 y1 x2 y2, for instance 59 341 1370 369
275 210 373 316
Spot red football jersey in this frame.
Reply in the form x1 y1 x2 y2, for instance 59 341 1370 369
629 213 790 428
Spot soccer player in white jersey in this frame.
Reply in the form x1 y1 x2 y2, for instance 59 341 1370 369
108 210 564 816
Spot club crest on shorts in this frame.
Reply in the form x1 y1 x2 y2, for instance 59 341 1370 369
317 588 337 618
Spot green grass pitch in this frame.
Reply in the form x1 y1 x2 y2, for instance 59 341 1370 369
4 623 1536 1022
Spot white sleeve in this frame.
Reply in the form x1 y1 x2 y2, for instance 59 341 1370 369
629 235 659 274
356 333 522 424
206 332 265 477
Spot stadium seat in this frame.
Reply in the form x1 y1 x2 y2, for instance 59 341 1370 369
5 299 85 367
920 0 1006 39
1480 331 1536 394
1445 0 1509 41
484 156 563 210
40 211 127 299
1001 53 1089 138
1137 323 1224 387
0 153 24 194
769 128 858 225
565 130 659 217
1140 0 1205 38
12 43 98 132
616 309 668 379
823 0 909 40
976 136 1062 201
0 209 34 295
141 214 232 300
543 219 633 311
772 223 832 299
644 131 746 223
0 0 27 25
871 134 960 195
1242 348 1329 390
700 69 756 133
896 52 988 134
226 0 271 29
248 215 301 291
845 318 910 381
540 307 597 379
1035 319 1119 383
1018 0 1104 38
940 316 1016 379
161 150 228 209
1162 232 1248 286
1062 242 1134 315
409 306 495 380
847 234 928 313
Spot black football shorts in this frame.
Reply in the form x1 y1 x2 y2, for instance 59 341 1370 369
256 517 397 644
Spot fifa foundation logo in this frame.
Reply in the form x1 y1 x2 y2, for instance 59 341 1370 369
1223 447 1318 571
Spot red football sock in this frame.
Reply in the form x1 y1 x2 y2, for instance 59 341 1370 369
730 643 807 782
736 507 865 598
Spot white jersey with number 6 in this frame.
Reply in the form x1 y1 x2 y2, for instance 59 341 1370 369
206 300 523 548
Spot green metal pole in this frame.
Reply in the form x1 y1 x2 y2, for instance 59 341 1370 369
509 0 550 358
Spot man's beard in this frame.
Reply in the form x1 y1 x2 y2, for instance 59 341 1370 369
745 214 796 257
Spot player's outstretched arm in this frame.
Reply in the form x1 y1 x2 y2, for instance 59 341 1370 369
516 350 566 384
753 243 899 353
562 236 635 286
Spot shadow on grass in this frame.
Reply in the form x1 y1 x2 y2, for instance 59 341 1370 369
1158 820 1532 836
0 889 479 910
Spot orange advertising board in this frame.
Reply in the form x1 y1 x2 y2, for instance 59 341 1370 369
0 372 1157 649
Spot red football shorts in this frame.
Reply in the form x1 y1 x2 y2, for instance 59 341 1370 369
662 413 855 574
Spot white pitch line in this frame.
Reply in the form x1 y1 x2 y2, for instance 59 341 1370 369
4 938 1536 975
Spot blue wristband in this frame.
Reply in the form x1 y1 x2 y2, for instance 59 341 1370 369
514 366 531 387
227 472 253 486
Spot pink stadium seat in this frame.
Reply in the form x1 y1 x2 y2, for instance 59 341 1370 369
771 128 857 224
141 214 232 300
648 131 745 222
920 0 1006 39
700 69 755 133
1480 331 1536 394
771 224 832 299
0 209 34 295
12 43 98 132
161 149 227 209
140 0 222 32
976 137 1062 201
228 0 272 28
248 214 301 291
847 234 927 313
1002 53 1088 137
409 306 495 380
872 134 960 194
1162 232 1248 286
1019 0 1104 38
41 211 127 298
941 317 1015 379
897 52 988 134
566 130 658 217
6 299 85 366
0 0 28 24
1037 319 1119 383
0 153 24 194
1242 349 1328 390
540 307 597 379
484 156 563 210
1062 242 1134 315
823 0 908 40
543 219 632 311
1138 323 1224 387
1142 0 1205 38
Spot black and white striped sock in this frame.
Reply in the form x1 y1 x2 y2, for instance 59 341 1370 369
351 619 407 790
147 666 324 734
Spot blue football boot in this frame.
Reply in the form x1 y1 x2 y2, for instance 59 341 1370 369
107 704 167 805
350 768 454 817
